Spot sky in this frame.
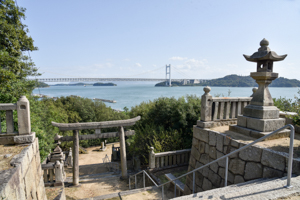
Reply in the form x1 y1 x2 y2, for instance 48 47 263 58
18 0 300 80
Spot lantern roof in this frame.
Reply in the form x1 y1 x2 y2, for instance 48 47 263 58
243 38 287 62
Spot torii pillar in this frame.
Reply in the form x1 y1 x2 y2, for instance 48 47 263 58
119 126 127 179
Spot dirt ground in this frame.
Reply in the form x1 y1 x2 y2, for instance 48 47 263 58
63 143 129 199
0 144 27 171
211 126 300 158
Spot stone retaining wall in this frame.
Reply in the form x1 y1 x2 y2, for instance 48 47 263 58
184 125 300 195
0 138 47 200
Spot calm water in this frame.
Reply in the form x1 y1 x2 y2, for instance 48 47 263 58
32 81 299 111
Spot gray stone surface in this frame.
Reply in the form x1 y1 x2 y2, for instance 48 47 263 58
192 138 199 149
209 158 219 173
216 134 224 152
198 141 205 154
234 175 245 184
208 169 222 187
199 154 210 165
201 86 213 122
246 117 285 132
229 158 245 175
209 131 216 146
191 148 200 162
218 167 234 183
230 140 239 148
243 105 280 119
209 146 217 159
190 156 196 168
244 162 263 180
13 132 36 144
149 147 155 169
205 143 210 154
263 166 284 178
17 96 31 135
0 138 46 200
202 177 212 191
4 154 12 158
239 146 262 162
194 126 209 143
216 151 225 167
237 115 247 127
261 149 285 171
228 146 239 158
195 171 204 187
176 176 300 200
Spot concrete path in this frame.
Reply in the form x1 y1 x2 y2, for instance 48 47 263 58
173 176 300 200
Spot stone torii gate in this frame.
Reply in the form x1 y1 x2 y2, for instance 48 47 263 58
52 116 141 186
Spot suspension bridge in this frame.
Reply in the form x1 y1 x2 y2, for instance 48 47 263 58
30 65 209 86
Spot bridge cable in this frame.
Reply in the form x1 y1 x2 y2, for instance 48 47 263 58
121 66 165 78
172 67 193 79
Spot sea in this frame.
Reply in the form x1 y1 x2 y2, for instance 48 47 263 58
32 81 299 111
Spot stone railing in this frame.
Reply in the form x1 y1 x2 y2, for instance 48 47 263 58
42 161 65 187
0 96 35 145
149 147 191 170
199 87 254 128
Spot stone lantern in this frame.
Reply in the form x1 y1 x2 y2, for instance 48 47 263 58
230 39 289 137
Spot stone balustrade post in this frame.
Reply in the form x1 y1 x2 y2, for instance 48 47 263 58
54 161 64 186
17 96 31 135
149 147 155 169
201 86 213 121
251 87 258 97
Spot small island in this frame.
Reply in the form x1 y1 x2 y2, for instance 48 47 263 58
52 82 93 86
93 82 117 86
36 82 50 88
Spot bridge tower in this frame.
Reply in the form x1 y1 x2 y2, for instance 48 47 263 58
165 64 171 86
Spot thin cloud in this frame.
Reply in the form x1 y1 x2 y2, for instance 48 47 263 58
135 63 142 67
169 57 188 61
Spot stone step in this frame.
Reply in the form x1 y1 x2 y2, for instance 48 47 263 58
172 176 300 200
65 172 122 183
79 186 157 200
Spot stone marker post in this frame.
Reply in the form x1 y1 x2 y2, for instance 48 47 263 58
119 126 127 179
201 86 213 121
149 147 155 169
17 96 31 135
54 161 64 186
73 129 79 185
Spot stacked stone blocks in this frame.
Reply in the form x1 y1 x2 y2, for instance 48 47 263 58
184 126 300 195
0 138 47 199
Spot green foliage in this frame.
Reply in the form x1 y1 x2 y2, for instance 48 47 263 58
35 82 49 88
128 95 201 164
273 89 300 126
28 96 129 162
0 0 39 103
93 82 117 86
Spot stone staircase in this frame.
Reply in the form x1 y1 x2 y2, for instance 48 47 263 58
65 171 121 183
173 176 300 200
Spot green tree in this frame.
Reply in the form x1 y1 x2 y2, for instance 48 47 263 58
0 0 39 103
